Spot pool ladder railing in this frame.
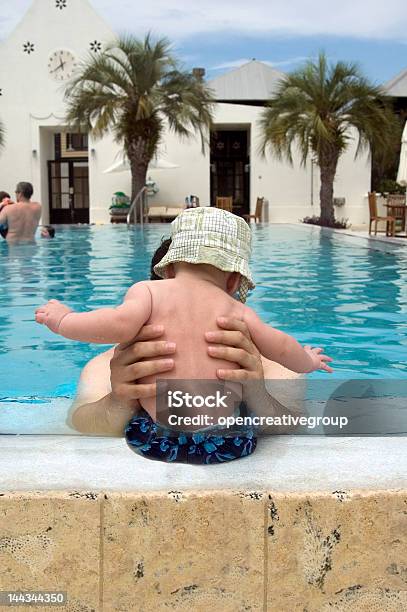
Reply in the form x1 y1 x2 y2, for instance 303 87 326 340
127 187 148 226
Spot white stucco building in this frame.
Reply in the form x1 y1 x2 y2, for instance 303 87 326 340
0 0 372 225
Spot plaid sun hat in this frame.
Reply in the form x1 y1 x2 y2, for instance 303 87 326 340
153 207 255 302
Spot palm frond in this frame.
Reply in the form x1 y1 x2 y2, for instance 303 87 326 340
260 51 399 169
64 33 215 163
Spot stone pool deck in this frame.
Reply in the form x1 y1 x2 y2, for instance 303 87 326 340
0 435 406 611
317 222 407 248
340 227 407 246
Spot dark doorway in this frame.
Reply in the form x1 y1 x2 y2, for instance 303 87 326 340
210 129 250 216
48 161 89 224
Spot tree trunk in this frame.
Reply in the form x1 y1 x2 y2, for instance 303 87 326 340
125 138 149 224
129 159 148 204
319 148 339 226
127 139 150 203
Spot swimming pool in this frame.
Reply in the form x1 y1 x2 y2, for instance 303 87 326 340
1 224 407 432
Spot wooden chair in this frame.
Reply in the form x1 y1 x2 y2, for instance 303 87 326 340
386 195 407 235
243 197 264 223
387 194 406 205
216 196 233 212
368 192 395 236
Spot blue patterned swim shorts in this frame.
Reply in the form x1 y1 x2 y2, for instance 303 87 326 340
125 407 257 465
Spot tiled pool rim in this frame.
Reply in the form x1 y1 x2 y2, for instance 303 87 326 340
1 437 407 610
1 473 406 611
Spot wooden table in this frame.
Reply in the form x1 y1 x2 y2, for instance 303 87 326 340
384 203 407 236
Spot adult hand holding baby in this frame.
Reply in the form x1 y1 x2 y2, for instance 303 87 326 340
110 324 176 408
205 317 264 381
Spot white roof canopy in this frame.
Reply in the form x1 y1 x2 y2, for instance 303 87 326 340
103 155 179 174
208 60 285 101
383 68 407 97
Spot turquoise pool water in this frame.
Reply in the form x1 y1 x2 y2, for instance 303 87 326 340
1 224 407 403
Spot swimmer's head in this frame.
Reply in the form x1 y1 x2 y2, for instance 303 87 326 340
15 182 33 201
40 225 55 239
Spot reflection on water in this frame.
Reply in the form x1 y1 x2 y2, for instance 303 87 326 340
1 224 407 399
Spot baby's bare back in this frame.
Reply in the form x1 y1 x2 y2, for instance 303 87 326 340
139 278 245 419
147 277 244 379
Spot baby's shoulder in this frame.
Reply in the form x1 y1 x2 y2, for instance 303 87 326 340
125 279 175 299
124 280 154 299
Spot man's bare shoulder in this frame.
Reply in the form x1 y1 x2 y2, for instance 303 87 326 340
81 348 115 380
73 348 115 405
8 201 37 210
7 202 41 217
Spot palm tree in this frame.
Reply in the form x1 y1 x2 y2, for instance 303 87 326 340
260 53 399 225
65 34 215 202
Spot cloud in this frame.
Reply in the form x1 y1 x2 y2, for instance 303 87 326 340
95 0 407 41
271 56 312 67
2 0 407 42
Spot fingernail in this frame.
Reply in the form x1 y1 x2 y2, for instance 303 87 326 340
162 359 174 368
154 325 164 333
205 331 216 340
165 342 176 351
218 317 226 324
207 345 217 353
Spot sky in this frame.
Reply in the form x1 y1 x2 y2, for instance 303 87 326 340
1 0 407 85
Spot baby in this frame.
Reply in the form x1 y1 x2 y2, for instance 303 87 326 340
0 191 13 212
0 192 14 238
35 208 332 463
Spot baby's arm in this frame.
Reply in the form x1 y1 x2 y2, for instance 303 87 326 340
243 307 332 373
35 282 152 344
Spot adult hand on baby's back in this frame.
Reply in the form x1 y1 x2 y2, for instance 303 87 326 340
304 346 334 373
109 319 262 407
205 317 264 381
110 324 176 406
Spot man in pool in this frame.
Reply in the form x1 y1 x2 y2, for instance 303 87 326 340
0 182 41 244
67 237 311 442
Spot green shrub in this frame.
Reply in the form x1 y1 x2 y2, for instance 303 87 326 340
378 179 406 195
302 215 349 229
